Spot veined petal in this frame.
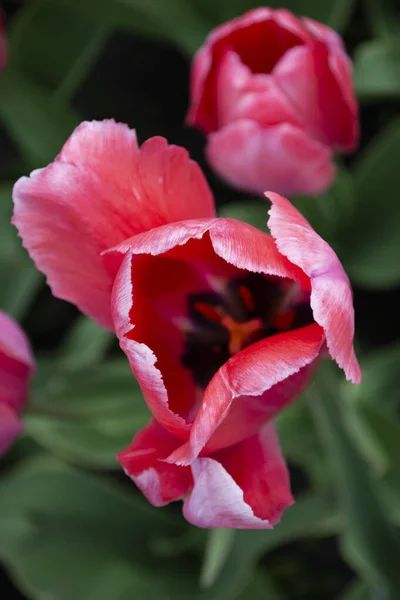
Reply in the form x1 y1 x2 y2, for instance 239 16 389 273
183 422 293 529
118 419 192 507
267 192 361 383
13 120 215 329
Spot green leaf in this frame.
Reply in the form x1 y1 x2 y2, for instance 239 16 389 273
354 39 400 100
59 315 114 370
9 0 109 102
293 166 356 245
200 529 236 589
342 345 400 411
341 581 379 600
48 0 209 56
0 182 42 318
308 364 400 594
218 200 268 231
210 0 356 31
363 0 400 38
27 359 151 467
200 495 340 600
0 68 79 167
235 571 286 600
0 458 197 600
340 118 400 288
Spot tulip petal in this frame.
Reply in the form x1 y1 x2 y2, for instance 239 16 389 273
216 50 299 128
183 422 293 529
206 119 335 197
111 217 309 440
168 322 324 465
187 8 306 133
118 419 192 507
13 120 215 329
0 404 23 456
273 43 358 151
0 311 34 414
267 192 361 383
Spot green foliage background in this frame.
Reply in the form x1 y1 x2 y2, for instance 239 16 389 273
1 0 400 598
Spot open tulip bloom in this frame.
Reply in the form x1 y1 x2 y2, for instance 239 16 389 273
0 311 35 455
13 120 360 528
187 8 358 197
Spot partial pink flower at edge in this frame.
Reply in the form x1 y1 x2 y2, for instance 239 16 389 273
0 311 35 455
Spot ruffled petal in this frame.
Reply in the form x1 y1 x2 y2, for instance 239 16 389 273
168 323 324 465
273 44 358 151
118 419 192 507
183 422 293 529
111 218 309 440
13 120 215 329
206 119 335 197
267 192 361 383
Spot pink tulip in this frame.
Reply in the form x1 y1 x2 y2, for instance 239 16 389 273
13 120 360 527
187 8 359 197
0 311 34 455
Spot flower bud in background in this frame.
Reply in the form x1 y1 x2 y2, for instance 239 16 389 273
0 311 35 455
187 8 358 197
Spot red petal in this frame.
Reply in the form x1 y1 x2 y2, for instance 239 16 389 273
267 192 361 383
0 311 34 415
187 8 307 133
206 120 335 197
118 419 192 507
183 422 293 528
13 120 215 329
273 43 358 152
167 323 324 465
111 218 309 439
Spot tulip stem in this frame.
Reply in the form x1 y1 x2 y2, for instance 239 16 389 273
199 528 236 589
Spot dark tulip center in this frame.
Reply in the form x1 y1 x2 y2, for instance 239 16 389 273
181 272 313 389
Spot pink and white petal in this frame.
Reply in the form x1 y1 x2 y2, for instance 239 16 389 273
118 419 192 507
13 121 215 329
111 219 309 439
273 44 358 151
168 323 324 465
205 358 319 454
0 403 24 456
112 247 192 439
267 192 361 383
183 422 293 529
206 120 335 197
